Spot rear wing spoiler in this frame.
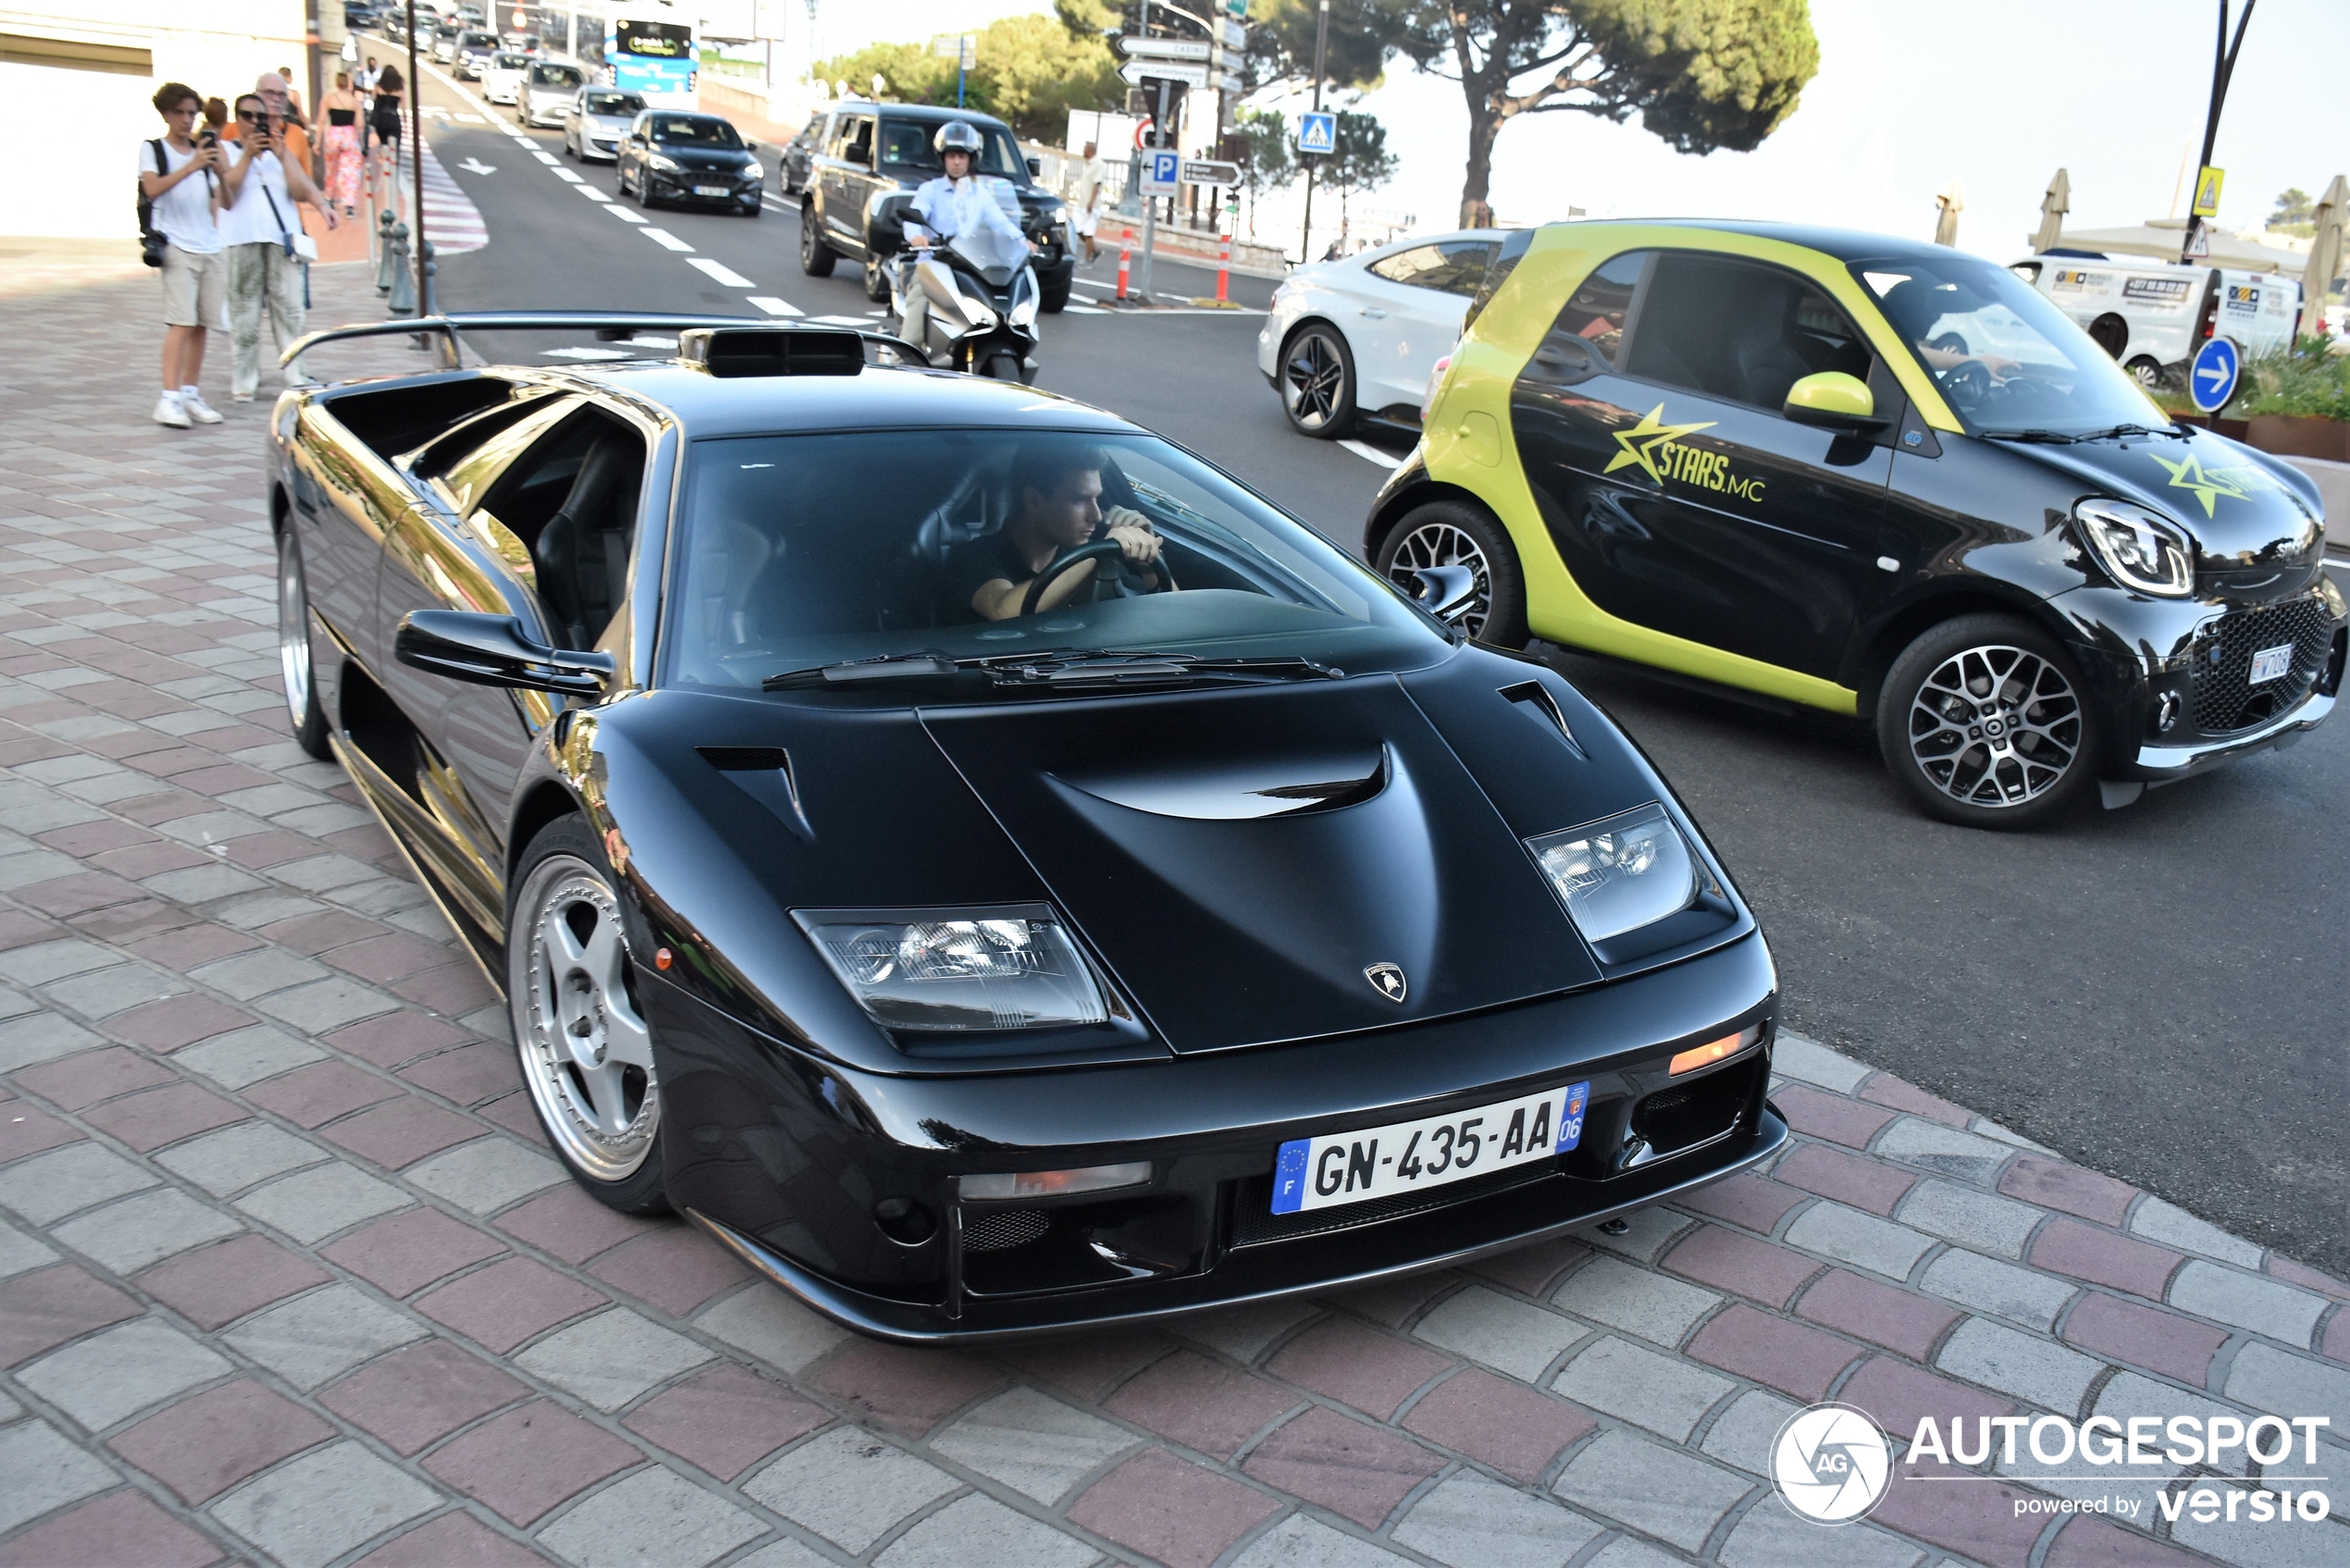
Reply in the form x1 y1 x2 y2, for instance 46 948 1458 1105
280 312 910 371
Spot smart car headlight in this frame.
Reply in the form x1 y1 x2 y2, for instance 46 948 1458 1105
795 905 1107 1031
1526 804 1701 944
2073 498 2194 598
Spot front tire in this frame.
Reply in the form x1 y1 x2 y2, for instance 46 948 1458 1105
1280 321 1357 438
276 528 331 759
799 204 835 276
982 351 1022 381
1374 499 1528 649
862 252 892 302
1876 613 2098 830
508 816 670 1213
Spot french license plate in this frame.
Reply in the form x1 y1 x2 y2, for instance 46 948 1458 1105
1271 1082 1589 1215
2248 643 2294 685
694 184 730 197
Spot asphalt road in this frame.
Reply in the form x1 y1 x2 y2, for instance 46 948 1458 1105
399 59 2349 1274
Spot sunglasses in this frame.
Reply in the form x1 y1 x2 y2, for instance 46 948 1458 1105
237 110 264 121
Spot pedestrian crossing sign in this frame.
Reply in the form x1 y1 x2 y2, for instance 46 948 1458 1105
1297 112 1336 156
2191 166 2224 219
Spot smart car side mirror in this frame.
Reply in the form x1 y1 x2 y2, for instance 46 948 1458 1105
1026 155 1043 177
1783 371 1885 430
395 611 613 696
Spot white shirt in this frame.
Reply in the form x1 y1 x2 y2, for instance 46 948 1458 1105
141 139 220 254
216 146 296 249
905 174 1025 247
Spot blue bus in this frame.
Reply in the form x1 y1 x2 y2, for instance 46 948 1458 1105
603 16 695 107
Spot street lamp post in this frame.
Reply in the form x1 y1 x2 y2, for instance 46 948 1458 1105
2183 0 2257 265
405 0 428 320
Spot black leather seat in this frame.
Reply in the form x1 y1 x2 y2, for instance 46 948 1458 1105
532 435 638 648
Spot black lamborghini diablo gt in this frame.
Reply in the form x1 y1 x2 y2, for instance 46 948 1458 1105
267 315 1787 1340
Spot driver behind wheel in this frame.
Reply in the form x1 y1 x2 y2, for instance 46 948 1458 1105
945 442 1171 622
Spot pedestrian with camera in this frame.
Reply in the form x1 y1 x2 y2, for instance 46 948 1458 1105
219 78 338 401
140 81 228 428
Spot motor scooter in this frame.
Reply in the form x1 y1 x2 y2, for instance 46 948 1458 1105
887 221 1041 383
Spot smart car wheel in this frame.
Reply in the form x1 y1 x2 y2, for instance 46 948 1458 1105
1877 613 2098 831
1280 322 1356 438
798 204 835 277
2125 354 2165 389
508 816 669 1213
1375 500 1528 649
276 527 331 760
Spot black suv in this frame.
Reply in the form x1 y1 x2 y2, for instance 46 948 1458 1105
798 101 1072 312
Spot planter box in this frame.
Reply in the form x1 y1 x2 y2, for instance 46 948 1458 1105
2245 414 2350 462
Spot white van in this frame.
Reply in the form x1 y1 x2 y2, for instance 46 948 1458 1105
2011 255 2300 385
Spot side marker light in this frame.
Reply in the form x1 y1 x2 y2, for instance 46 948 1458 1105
1669 1024 1762 1076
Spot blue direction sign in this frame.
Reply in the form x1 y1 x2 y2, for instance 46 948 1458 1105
1297 111 1336 156
2189 336 2240 414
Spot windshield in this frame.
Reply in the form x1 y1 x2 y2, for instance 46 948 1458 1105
649 115 742 149
532 65 584 87
492 53 527 69
1855 255 2167 437
879 118 1025 181
950 225 1031 274
583 91 642 116
663 429 1443 692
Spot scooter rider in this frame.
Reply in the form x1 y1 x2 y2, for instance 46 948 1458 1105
897 120 1032 356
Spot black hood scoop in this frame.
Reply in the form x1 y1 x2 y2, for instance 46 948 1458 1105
923 681 1598 1054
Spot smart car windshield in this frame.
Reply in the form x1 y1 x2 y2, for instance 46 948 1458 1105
1855 255 2168 438
663 429 1445 692
878 118 1025 180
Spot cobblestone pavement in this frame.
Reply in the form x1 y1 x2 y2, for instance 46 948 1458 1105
2 252 2346 1568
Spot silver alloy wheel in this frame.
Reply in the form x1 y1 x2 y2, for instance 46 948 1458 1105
1905 642 2083 809
1281 330 1345 430
277 531 312 731
1385 520 1492 639
513 858 660 1180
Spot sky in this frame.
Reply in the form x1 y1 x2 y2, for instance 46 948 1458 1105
807 0 2349 263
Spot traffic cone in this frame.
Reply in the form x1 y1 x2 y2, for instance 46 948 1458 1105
1116 228 1132 302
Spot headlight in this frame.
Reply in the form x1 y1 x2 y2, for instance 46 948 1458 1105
647 154 679 172
1009 292 1038 327
1527 804 1701 944
741 159 763 180
796 905 1107 1031
2073 498 2194 598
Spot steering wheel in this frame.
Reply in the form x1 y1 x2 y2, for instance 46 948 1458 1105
1939 357 1995 410
1020 537 1171 618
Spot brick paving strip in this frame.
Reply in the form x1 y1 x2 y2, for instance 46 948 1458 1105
0 250 2345 1568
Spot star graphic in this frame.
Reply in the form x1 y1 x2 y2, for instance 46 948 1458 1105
1603 404 1719 483
2150 451 2249 517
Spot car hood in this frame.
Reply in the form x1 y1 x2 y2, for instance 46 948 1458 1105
921 676 1602 1053
652 145 750 171
585 115 632 133
1995 424 2323 573
593 654 1722 1071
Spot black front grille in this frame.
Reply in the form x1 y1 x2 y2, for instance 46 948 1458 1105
2189 599 2335 735
1633 1056 1759 1156
1229 1163 1556 1248
961 1208 1049 1252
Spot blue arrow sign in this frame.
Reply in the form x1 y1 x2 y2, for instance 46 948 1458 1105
1140 148 1181 197
2189 336 2239 414
1297 111 1336 156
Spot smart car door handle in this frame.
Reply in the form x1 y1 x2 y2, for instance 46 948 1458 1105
1359 307 1387 319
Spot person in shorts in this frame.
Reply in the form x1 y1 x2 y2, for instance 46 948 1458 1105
141 81 228 428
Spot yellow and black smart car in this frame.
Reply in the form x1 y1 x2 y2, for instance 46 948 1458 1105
1368 221 2345 828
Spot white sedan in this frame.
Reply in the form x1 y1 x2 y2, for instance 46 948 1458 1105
1257 230 1507 438
480 51 531 105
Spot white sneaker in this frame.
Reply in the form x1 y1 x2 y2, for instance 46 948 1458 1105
179 389 224 425
153 391 191 428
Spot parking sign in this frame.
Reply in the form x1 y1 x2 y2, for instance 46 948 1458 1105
1140 149 1181 197
1297 111 1335 156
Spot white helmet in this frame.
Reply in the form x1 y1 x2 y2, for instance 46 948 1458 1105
933 120 983 158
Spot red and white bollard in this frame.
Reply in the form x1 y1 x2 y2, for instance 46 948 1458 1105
1116 228 1133 302
1216 230 1231 305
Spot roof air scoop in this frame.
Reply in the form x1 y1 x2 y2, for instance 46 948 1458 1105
1057 747 1390 821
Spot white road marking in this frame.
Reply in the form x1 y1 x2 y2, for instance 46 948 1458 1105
1070 277 1117 291
604 206 648 224
575 184 611 202
806 315 872 327
748 296 802 315
1339 439 1404 469
453 112 484 124
543 346 634 360
530 150 561 166
553 167 583 183
640 228 695 251
457 156 496 175
686 257 756 287
1063 303 1107 315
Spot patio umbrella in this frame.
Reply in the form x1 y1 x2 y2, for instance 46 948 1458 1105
1934 179 1964 247
2300 174 2346 339
2029 168 2071 253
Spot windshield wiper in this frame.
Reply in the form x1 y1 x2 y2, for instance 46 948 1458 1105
761 652 969 690
1984 422 2186 446
983 649 1347 685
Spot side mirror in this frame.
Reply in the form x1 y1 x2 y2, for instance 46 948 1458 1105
395 611 612 696
1025 155 1042 177
1783 371 1884 430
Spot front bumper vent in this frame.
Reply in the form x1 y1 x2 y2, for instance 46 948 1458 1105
2190 598 2336 735
962 1207 1048 1252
